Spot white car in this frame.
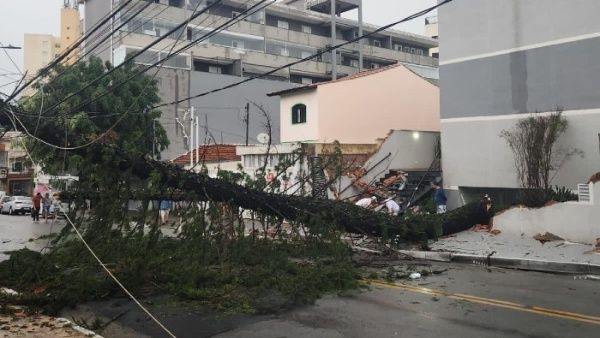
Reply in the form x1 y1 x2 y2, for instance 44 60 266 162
1 196 33 215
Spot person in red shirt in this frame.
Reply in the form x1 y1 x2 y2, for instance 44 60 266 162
31 193 42 222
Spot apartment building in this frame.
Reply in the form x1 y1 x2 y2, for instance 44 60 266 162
439 0 600 208
81 0 438 159
424 15 438 58
23 2 81 95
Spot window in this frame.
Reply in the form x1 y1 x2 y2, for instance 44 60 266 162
301 25 312 34
373 40 381 47
232 40 244 49
291 104 306 124
403 46 410 53
301 51 312 59
411 48 416 54
280 48 289 56
416 49 423 55
350 59 359 68
208 65 222 74
277 20 289 30
301 77 312 84
11 161 23 172
394 44 402 51
67 26 70 30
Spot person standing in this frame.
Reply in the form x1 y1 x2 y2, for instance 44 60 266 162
431 182 447 214
159 199 172 225
42 193 52 223
31 193 42 222
266 169 274 186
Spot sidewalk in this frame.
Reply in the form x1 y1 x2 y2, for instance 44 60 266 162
432 230 600 265
400 230 600 274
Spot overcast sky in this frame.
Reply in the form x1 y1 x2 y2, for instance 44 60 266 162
0 0 436 95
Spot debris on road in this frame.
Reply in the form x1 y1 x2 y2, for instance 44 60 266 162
574 275 600 281
0 287 19 296
409 272 421 280
0 311 100 337
533 232 563 244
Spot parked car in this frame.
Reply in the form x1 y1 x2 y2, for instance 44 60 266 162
1 196 33 215
0 196 11 211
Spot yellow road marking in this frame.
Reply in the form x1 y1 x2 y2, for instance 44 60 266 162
369 280 600 326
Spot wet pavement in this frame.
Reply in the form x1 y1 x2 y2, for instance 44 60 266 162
0 213 65 261
58 262 600 338
3 214 600 337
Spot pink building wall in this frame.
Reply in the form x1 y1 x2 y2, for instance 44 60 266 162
316 65 440 144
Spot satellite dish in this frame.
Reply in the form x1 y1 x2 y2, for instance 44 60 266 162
257 133 270 144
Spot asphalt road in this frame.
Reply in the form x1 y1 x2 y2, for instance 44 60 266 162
0 212 65 260
58 261 600 338
2 214 599 337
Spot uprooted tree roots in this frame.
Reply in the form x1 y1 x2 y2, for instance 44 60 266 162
0 147 491 316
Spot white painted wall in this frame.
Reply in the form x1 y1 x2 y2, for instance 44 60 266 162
493 182 600 244
280 89 320 143
441 109 600 191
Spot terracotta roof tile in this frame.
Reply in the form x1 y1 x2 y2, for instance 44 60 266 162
171 145 240 165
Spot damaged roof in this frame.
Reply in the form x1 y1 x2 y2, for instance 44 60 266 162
171 144 240 165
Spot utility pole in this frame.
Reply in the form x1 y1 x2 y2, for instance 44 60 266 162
152 120 156 159
190 107 195 167
330 0 337 80
244 103 250 146
195 114 199 164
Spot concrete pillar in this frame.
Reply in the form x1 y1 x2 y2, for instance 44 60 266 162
358 0 363 71
331 0 337 80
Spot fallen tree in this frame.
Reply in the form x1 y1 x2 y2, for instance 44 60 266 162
65 145 493 241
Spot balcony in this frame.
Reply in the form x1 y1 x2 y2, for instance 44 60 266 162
306 0 360 14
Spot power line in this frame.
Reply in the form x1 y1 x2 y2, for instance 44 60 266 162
37 0 224 117
5 0 137 101
0 43 24 75
2 0 220 151
59 206 177 338
22 0 156 97
17 0 151 101
154 0 452 109
44 0 270 119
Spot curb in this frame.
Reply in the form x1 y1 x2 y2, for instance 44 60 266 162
397 250 600 275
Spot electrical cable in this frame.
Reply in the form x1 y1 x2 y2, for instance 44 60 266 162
59 205 177 338
37 0 224 117
5 0 137 101
53 0 270 119
2 0 218 151
23 0 155 96
154 0 452 108
0 43 24 75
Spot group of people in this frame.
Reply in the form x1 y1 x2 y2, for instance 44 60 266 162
354 181 448 216
31 192 58 223
355 196 401 216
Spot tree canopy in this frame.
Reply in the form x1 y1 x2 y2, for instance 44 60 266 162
18 56 168 174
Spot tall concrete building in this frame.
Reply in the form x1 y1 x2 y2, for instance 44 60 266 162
60 3 82 65
439 0 600 208
424 15 438 58
23 1 81 95
81 0 438 159
23 34 62 79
